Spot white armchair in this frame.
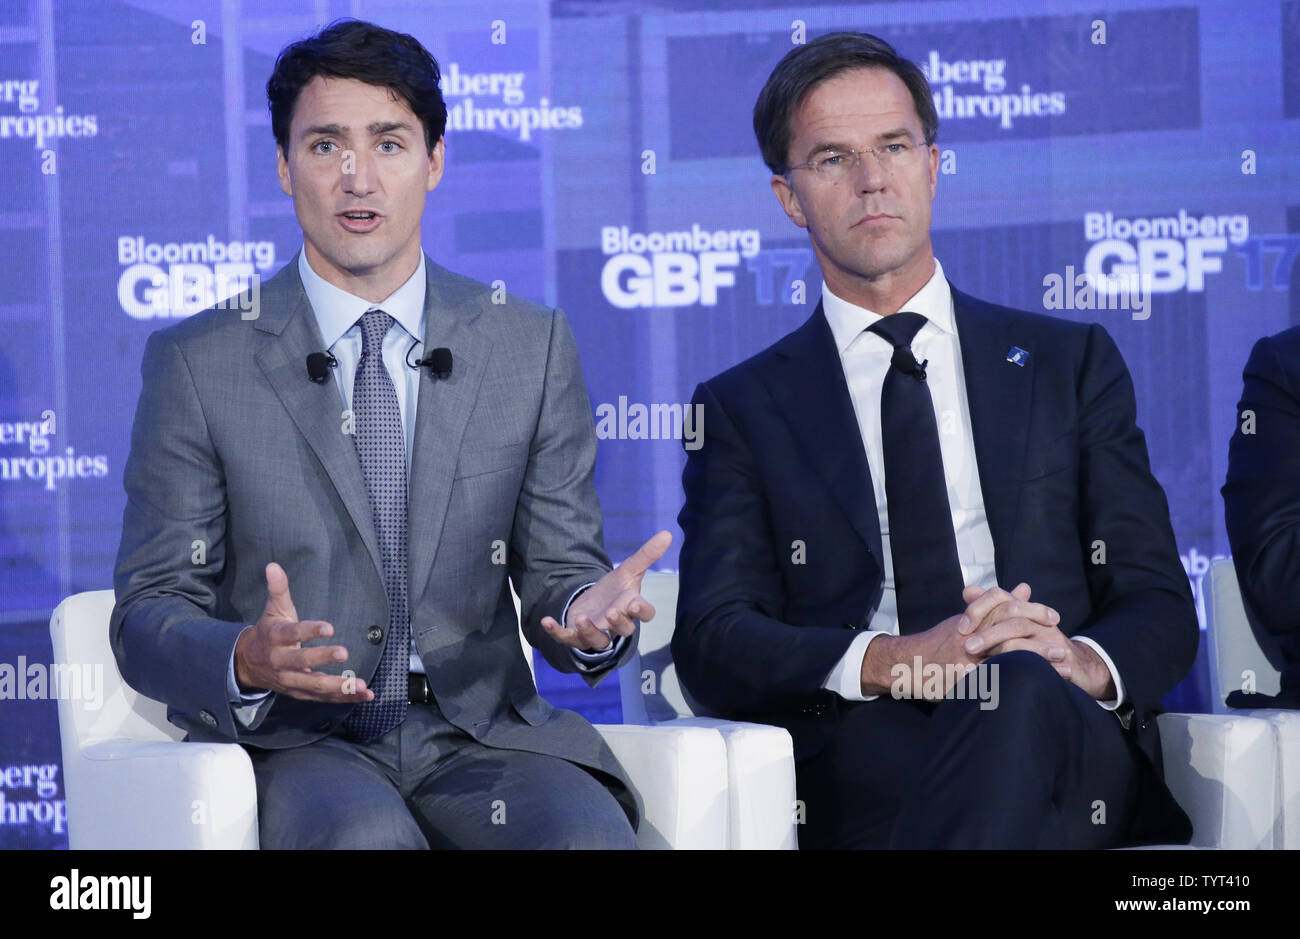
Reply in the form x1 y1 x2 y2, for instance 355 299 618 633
51 589 730 849
617 572 798 849
50 590 258 849
1186 558 1300 848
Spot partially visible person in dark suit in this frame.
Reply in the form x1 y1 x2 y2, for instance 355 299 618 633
672 31 1198 848
1222 326 1300 708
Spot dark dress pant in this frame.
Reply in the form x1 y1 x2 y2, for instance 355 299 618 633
795 650 1145 849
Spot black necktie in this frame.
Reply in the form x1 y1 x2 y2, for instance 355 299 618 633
868 312 966 634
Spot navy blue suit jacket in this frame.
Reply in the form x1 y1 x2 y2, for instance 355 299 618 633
1223 325 1300 703
674 286 1198 842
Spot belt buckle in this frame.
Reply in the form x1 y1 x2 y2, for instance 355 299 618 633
407 672 431 704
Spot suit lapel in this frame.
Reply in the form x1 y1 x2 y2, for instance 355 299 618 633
759 289 1039 609
951 286 1034 582
253 251 493 602
762 302 883 568
406 258 491 604
253 253 385 584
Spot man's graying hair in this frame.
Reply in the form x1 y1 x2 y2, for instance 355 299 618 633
753 31 939 175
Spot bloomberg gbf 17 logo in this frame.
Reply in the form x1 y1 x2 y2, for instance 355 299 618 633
117 235 277 319
600 223 760 308
1083 209 1248 294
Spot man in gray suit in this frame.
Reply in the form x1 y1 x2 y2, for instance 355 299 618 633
110 18 669 849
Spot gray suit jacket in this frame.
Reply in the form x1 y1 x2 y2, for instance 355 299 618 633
110 250 639 827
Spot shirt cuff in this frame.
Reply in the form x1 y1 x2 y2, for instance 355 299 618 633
823 630 891 701
228 625 273 705
1071 635 1127 710
559 581 627 669
232 697 271 728
572 632 627 671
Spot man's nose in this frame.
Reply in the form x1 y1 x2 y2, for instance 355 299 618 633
342 147 378 194
853 149 888 192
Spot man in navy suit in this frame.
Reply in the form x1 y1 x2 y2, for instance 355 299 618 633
1223 327 1300 708
673 32 1197 848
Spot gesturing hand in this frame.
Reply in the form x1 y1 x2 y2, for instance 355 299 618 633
541 530 673 651
233 562 375 703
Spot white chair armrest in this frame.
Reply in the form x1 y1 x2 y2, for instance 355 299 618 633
593 723 727 849
1232 708 1300 849
644 717 796 849
1157 712 1278 849
66 739 258 849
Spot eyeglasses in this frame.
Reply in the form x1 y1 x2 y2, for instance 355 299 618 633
786 138 924 181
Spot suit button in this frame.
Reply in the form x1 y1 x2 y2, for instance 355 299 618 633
366 626 383 644
1139 720 1150 730
199 710 217 727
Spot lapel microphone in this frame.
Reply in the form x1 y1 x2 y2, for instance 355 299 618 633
406 342 454 380
891 346 928 381
305 351 338 383
306 347 454 382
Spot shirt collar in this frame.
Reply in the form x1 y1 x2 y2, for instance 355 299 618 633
822 257 954 355
298 247 426 349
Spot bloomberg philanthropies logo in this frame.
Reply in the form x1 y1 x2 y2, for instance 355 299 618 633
442 62 582 141
921 50 1065 130
0 411 108 491
0 79 98 149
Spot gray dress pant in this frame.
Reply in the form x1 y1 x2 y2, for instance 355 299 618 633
244 699 638 849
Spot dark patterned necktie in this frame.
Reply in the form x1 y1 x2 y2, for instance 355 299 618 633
868 312 966 634
342 309 410 741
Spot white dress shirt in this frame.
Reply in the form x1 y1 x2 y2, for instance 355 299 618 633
227 248 618 723
817 258 1124 710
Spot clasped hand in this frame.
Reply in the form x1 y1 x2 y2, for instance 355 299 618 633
867 583 1116 701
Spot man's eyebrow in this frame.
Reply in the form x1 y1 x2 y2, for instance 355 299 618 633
300 121 417 139
802 140 851 160
799 127 917 161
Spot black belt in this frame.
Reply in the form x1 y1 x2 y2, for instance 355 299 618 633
408 672 433 705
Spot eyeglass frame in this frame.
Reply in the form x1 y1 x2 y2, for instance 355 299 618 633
783 133 932 179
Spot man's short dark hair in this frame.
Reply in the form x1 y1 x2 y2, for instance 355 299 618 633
753 31 938 175
267 18 447 156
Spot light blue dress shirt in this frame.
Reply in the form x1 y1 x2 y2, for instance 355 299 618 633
226 248 621 722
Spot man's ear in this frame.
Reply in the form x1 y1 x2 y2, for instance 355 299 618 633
770 173 808 229
927 142 939 199
276 145 292 197
427 137 446 192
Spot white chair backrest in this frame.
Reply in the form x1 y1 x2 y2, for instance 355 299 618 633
1205 558 1283 711
48 590 184 753
619 571 705 723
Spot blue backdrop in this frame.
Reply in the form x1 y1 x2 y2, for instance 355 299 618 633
1 0 1295 848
